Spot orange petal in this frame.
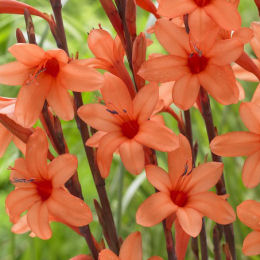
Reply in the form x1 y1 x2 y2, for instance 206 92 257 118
154 18 190 57
6 188 39 223
136 192 177 227
232 60 259 82
211 131 260 157
27 201 52 239
88 29 114 64
133 82 158 123
145 165 171 192
0 61 30 85
119 140 144 175
135 120 179 152
86 131 106 147
237 200 260 230
185 162 223 195
11 215 30 234
99 249 119 260
176 207 202 237
102 73 133 114
240 102 260 134
77 104 120 132
242 151 260 188
119 231 142 260
9 43 45 67
147 257 164 260
0 124 12 157
13 136 26 155
172 74 200 110
242 231 260 256
60 62 104 92
48 154 78 188
252 84 260 103
168 134 192 186
199 64 239 105
25 128 48 179
138 55 189 83
70 254 94 260
188 191 236 224
97 132 127 178
15 74 51 127
157 0 196 18
204 0 241 30
47 188 92 226
47 84 74 121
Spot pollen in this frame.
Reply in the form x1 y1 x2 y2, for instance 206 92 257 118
188 52 208 74
170 190 188 207
45 58 60 77
36 179 52 201
121 120 139 139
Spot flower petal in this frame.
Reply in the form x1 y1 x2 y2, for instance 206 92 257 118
60 63 103 92
11 215 30 235
204 0 241 30
242 151 260 188
78 104 120 132
175 219 190 260
97 132 127 178
199 64 239 105
47 85 74 121
168 134 192 186
86 131 106 147
119 140 144 175
185 162 223 195
210 132 260 157
154 18 190 57
9 43 45 67
157 0 196 18
237 200 260 230
136 192 177 227
233 62 259 82
27 201 52 239
15 74 51 127
242 231 260 256
135 120 179 152
133 82 158 123
102 73 133 114
99 249 119 260
145 165 171 192
48 154 78 188
240 102 260 134
25 128 48 179
119 231 142 260
138 55 189 83
0 124 12 157
0 61 30 85
188 192 236 224
172 74 200 110
47 188 92 226
176 207 202 237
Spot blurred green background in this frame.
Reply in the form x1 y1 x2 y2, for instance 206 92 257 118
0 0 259 259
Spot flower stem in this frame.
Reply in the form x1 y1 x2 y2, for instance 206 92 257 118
199 88 236 260
200 219 208 260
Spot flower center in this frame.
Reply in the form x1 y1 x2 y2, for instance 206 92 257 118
188 53 208 74
170 190 188 207
121 120 139 139
36 180 52 201
194 0 211 7
45 58 60 77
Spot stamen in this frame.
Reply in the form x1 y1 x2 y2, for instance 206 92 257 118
106 109 119 115
11 178 35 183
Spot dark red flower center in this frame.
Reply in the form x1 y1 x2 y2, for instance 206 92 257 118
45 58 60 77
170 190 188 207
36 180 52 201
194 0 211 7
188 53 208 74
121 120 139 139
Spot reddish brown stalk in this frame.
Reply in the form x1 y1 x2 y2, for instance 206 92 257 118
213 225 221 260
199 88 236 260
16 28 26 43
24 8 36 44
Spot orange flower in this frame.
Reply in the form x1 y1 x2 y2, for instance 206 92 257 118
136 134 235 237
78 73 179 177
136 0 159 18
6 128 92 239
157 0 241 40
237 200 260 256
0 43 104 127
98 231 163 260
138 18 249 110
0 97 25 157
210 102 260 188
